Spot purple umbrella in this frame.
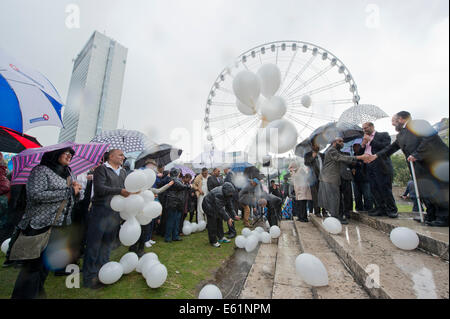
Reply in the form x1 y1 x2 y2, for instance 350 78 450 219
174 165 195 180
11 141 109 185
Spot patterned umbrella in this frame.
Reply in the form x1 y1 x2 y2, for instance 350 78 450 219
174 165 195 179
11 141 109 185
91 129 155 153
338 104 389 125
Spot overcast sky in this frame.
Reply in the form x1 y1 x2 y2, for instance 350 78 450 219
1 0 448 160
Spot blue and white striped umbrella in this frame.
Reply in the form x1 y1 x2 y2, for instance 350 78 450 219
0 48 64 133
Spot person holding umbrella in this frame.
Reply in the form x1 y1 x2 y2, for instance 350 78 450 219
9 147 81 299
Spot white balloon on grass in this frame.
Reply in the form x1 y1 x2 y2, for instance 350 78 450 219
261 232 272 244
124 194 145 216
322 217 343 235
257 63 281 98
235 235 247 249
146 263 168 288
124 170 148 193
191 222 199 233
119 217 142 246
242 228 252 238
264 119 299 154
142 169 157 190
269 225 281 239
182 224 193 236
260 96 287 122
245 235 259 252
183 220 191 227
136 252 159 273
142 259 162 279
232 70 261 108
390 227 420 251
140 190 155 202
198 220 207 231
198 284 223 299
110 195 125 212
301 95 312 108
119 252 139 274
237 99 257 116
1 238 11 254
295 253 328 287
98 262 124 285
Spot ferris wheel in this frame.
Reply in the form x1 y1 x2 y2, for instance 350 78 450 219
203 40 360 158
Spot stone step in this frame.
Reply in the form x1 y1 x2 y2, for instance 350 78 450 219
310 215 449 299
293 220 370 299
350 211 449 261
271 220 314 299
239 241 278 299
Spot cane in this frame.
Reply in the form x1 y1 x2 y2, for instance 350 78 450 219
409 161 424 223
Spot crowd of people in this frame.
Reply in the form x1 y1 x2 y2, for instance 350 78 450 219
0 111 447 299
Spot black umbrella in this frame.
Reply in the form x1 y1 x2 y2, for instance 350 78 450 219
135 144 183 169
295 122 363 157
0 126 42 153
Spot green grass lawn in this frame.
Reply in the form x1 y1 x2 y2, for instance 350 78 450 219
0 221 244 299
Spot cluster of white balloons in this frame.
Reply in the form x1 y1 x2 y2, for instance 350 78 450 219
322 217 343 235
1 238 10 254
235 225 281 252
232 64 310 154
98 251 168 289
198 284 223 299
390 227 420 251
295 253 329 287
182 220 207 236
110 169 163 247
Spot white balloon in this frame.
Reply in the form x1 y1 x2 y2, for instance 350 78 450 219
245 235 259 252
198 220 207 231
237 99 256 116
142 259 161 279
124 170 148 193
264 119 298 154
110 195 125 212
182 224 192 236
136 252 159 273
260 232 272 244
232 70 261 108
140 190 155 203
269 225 281 239
255 227 264 233
260 96 287 122
257 63 281 98
301 95 312 108
1 238 11 254
265 221 270 229
124 194 145 216
235 235 247 248
120 210 134 221
119 252 139 274
119 217 142 246
295 253 328 287
146 263 168 288
142 201 163 221
390 227 420 251
241 228 252 238
191 222 199 233
183 220 191 227
142 169 157 190
198 284 223 299
99 262 124 285
322 217 342 235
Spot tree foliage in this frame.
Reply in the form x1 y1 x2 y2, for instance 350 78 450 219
391 153 410 187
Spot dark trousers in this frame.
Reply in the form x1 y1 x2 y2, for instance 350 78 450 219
226 221 236 237
340 179 353 217
367 163 397 214
165 208 181 242
353 181 373 211
310 182 323 215
267 206 280 226
83 205 120 286
293 200 308 221
205 214 224 244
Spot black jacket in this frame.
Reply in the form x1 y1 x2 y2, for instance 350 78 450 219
92 164 127 209
207 175 223 192
304 151 325 181
362 131 393 175
166 177 190 211
202 182 236 220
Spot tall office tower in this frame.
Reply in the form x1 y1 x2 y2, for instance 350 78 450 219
58 31 128 143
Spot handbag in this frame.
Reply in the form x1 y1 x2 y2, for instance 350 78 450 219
9 177 72 261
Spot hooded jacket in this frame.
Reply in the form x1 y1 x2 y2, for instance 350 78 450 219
202 182 236 221
165 168 190 211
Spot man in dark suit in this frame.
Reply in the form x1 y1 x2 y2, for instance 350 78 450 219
361 122 398 218
207 167 223 192
368 111 449 227
223 166 237 238
304 143 325 216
